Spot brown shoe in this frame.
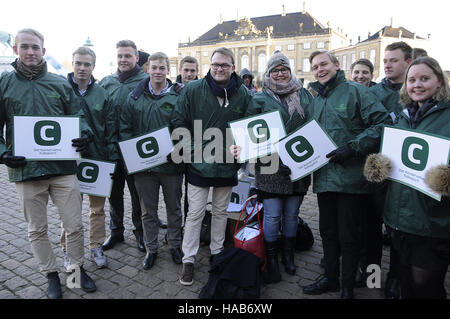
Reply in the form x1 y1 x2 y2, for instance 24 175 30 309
179 262 194 286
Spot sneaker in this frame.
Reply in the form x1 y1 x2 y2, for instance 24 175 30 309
179 262 194 286
63 251 71 272
91 247 107 269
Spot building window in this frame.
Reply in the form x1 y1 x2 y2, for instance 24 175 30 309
351 53 356 64
360 51 366 59
258 53 266 73
287 44 295 51
342 55 347 71
317 42 325 49
303 42 311 49
275 46 282 52
303 58 310 72
202 64 209 76
370 49 376 65
203 51 208 57
289 59 295 72
170 65 177 78
241 55 249 70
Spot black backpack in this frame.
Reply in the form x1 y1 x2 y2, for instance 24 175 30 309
295 216 314 251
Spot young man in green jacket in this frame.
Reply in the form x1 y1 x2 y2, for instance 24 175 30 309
302 50 391 299
120 52 184 270
0 29 96 299
171 47 251 286
370 41 412 299
60 46 110 269
100 40 147 253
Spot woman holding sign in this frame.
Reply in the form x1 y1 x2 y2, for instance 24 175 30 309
367 57 450 298
231 51 313 283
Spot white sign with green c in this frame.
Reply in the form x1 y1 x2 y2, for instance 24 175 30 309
118 126 173 174
76 159 116 197
276 119 337 181
229 110 286 162
381 126 450 201
13 116 80 160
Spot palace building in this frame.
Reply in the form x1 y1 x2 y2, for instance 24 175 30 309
176 8 430 86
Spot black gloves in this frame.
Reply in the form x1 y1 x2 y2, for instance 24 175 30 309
0 151 27 168
278 162 292 176
72 133 91 153
326 144 355 164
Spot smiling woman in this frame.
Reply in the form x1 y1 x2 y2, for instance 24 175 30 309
382 56 450 299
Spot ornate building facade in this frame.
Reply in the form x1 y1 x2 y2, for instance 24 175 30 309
176 10 430 86
176 9 349 86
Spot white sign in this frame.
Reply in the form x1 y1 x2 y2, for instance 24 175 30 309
276 119 337 181
118 126 173 174
76 159 116 197
229 110 286 162
13 116 80 160
227 180 251 212
381 126 450 201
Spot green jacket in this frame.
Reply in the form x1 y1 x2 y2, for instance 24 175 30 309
68 74 109 160
0 61 91 182
246 88 313 194
120 77 183 175
370 80 402 119
309 70 392 194
100 69 148 161
383 100 450 239
171 74 251 178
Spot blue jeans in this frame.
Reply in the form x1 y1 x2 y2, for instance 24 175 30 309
262 195 304 243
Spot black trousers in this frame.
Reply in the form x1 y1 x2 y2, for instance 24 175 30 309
108 160 143 236
360 182 386 270
318 192 368 289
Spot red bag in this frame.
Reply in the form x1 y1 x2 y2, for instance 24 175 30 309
233 195 266 269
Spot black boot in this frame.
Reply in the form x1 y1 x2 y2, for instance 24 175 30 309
46 272 62 299
341 288 354 299
263 241 281 284
355 265 368 288
102 234 124 251
133 230 146 253
80 266 97 293
384 277 400 299
281 236 296 275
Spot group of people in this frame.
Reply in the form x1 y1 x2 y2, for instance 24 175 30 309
0 28 448 300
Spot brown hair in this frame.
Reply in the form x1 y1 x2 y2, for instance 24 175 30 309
211 47 235 65
15 28 44 47
309 50 339 65
180 56 198 70
72 46 96 65
385 41 412 61
149 52 170 69
116 40 138 55
350 58 374 74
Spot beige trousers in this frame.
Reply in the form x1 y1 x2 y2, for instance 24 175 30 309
15 175 84 275
181 184 232 264
61 195 106 250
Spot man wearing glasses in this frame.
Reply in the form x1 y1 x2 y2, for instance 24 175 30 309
171 47 251 286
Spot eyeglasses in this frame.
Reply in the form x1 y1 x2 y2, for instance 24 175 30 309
211 63 232 70
270 68 290 75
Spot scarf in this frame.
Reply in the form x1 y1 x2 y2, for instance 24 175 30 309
264 72 304 118
317 72 339 98
205 71 238 107
406 98 437 129
15 58 46 80
117 64 141 83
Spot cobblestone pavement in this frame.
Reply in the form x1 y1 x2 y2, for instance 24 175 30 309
0 165 448 300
